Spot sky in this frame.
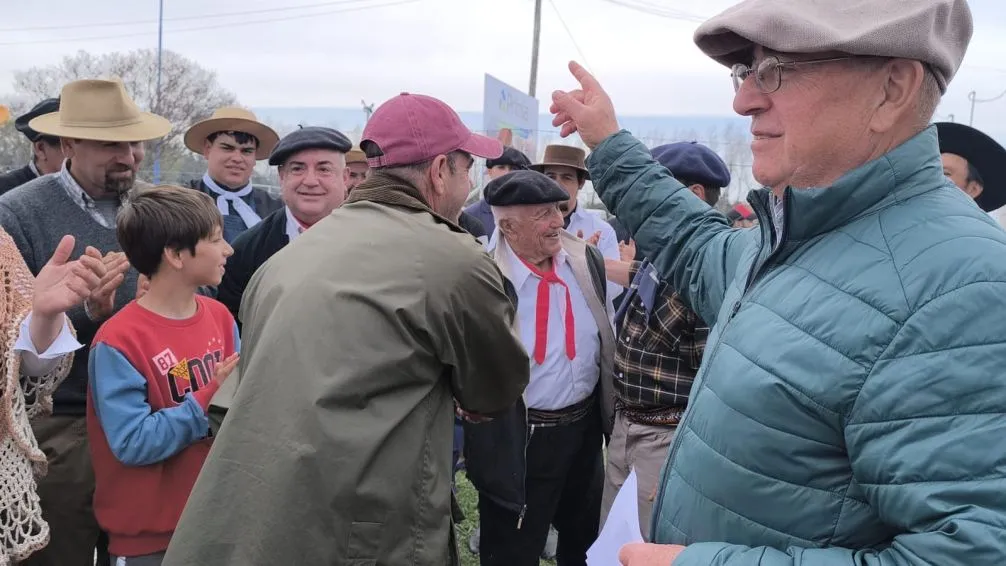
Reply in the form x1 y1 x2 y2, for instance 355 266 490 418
5 0 1006 210
2 0 1006 129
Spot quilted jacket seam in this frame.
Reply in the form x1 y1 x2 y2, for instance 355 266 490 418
721 342 841 418
744 300 872 368
901 235 1006 270
669 464 822 547
774 262 898 325
686 421 846 499
704 383 842 449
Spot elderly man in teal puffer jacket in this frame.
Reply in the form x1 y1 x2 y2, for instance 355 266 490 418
549 0 1006 565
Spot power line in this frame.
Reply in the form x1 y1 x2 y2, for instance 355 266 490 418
0 0 384 33
548 0 593 72
599 0 706 22
0 0 417 46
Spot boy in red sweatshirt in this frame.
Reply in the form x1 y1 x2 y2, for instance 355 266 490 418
87 185 239 565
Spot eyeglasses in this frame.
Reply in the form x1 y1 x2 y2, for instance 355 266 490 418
731 56 855 94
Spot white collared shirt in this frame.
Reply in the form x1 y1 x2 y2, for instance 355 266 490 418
494 237 601 411
15 313 83 376
284 207 304 242
564 206 623 302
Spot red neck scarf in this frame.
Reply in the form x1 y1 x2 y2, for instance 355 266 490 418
519 256 575 365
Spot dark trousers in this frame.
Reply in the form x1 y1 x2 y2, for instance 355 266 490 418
478 405 603 566
21 416 109 566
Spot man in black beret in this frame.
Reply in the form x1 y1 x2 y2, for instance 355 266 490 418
465 169 615 566
464 145 532 235
216 126 352 325
0 98 63 195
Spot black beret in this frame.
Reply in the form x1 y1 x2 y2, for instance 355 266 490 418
485 145 532 170
268 126 352 166
15 98 60 142
484 170 568 207
650 142 730 189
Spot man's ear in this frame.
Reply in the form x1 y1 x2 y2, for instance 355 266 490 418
429 154 450 196
965 180 984 200
688 184 706 202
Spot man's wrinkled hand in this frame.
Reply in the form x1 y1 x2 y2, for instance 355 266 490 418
619 542 686 565
84 249 129 321
550 61 620 149
33 235 104 318
576 229 602 247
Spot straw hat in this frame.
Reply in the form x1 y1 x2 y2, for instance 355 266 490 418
529 144 590 180
346 146 368 165
28 79 171 142
184 107 280 160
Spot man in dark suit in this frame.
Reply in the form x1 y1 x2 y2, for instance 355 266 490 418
217 127 352 325
0 98 63 194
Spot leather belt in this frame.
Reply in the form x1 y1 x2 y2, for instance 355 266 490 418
527 394 594 427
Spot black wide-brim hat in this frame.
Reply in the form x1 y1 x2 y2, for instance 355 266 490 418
936 122 1006 212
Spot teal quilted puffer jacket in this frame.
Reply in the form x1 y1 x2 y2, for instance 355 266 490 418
587 127 1006 565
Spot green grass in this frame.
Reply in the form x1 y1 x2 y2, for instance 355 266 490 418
454 471 555 566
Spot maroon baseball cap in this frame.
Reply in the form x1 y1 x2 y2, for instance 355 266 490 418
361 92 503 168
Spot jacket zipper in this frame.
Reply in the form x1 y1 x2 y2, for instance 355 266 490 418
648 189 789 538
518 420 534 529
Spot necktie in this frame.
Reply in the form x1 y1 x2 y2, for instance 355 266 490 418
202 173 262 229
519 257 576 365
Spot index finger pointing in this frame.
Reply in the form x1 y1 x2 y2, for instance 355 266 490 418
569 60 600 90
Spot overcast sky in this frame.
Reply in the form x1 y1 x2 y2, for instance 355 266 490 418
3 0 1006 127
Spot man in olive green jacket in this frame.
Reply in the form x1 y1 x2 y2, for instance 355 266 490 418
163 94 529 566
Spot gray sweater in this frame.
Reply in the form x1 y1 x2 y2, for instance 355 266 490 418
0 174 138 415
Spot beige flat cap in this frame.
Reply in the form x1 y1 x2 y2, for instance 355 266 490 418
693 0 973 92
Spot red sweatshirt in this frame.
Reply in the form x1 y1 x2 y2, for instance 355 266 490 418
86 296 239 557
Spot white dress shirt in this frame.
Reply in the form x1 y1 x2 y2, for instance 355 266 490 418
564 206 623 302
15 312 83 376
498 238 601 411
284 206 305 243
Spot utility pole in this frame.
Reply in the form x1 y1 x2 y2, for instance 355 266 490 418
528 0 542 97
153 0 165 184
968 90 976 127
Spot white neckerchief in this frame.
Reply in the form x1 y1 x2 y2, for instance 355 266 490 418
202 173 261 229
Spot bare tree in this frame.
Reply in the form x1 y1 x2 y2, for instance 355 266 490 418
11 49 238 184
0 99 32 172
13 49 236 145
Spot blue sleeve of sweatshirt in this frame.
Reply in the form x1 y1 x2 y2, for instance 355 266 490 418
233 321 241 352
88 342 211 467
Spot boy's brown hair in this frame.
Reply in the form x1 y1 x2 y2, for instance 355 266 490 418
117 184 222 277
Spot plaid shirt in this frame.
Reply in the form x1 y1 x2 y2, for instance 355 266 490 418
614 261 709 411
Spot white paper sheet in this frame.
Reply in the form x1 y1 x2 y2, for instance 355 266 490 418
587 468 644 566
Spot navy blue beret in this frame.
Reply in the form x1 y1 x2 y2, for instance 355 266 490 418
486 146 532 170
484 170 568 207
15 98 60 142
650 142 730 189
269 126 352 166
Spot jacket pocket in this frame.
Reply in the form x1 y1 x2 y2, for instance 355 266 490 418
347 520 383 564
463 399 527 513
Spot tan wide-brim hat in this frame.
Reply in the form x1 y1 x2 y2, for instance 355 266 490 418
29 79 171 142
184 107 279 160
346 147 368 165
529 144 590 181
